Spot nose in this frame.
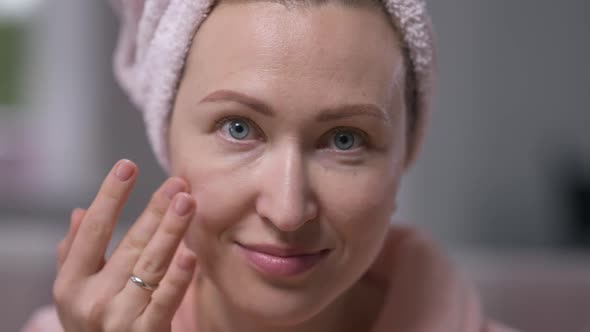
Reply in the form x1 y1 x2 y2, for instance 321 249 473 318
255 144 318 232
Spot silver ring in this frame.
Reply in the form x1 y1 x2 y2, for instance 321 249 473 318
130 274 158 291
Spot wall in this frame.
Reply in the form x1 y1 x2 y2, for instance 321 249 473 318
400 0 590 247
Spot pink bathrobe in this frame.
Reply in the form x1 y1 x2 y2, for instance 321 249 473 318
21 225 518 332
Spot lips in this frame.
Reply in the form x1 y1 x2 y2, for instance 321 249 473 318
239 243 327 257
236 242 331 277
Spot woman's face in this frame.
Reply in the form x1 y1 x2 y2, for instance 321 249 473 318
169 0 407 325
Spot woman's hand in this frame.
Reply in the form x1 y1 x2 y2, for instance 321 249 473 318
53 159 197 332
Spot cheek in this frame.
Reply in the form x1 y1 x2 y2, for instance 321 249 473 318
178 160 256 263
314 165 400 256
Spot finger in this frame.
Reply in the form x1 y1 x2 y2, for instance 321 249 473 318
139 247 197 329
101 177 188 288
62 159 137 278
111 193 195 316
57 208 86 272
132 193 195 285
56 209 79 271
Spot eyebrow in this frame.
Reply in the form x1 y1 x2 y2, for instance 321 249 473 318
199 89 389 122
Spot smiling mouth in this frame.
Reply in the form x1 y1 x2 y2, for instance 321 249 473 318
235 242 332 277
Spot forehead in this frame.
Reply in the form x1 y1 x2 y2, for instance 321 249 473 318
182 1 405 114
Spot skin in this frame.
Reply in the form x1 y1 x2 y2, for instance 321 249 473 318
53 1 410 332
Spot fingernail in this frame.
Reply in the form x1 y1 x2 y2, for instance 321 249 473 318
177 250 197 271
70 209 82 227
71 208 81 220
174 193 194 216
115 160 134 181
163 178 186 200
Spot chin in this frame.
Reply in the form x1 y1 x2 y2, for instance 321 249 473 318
214 253 347 327
197 235 365 327
228 280 336 326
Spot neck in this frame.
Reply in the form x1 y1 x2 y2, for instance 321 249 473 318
193 273 383 332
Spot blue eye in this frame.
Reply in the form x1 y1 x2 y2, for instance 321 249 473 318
333 131 356 150
227 119 250 140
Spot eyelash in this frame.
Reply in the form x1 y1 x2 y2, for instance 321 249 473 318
214 116 370 150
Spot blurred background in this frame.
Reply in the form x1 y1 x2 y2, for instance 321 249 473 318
0 0 589 331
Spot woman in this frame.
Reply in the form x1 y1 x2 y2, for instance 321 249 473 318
22 0 517 331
